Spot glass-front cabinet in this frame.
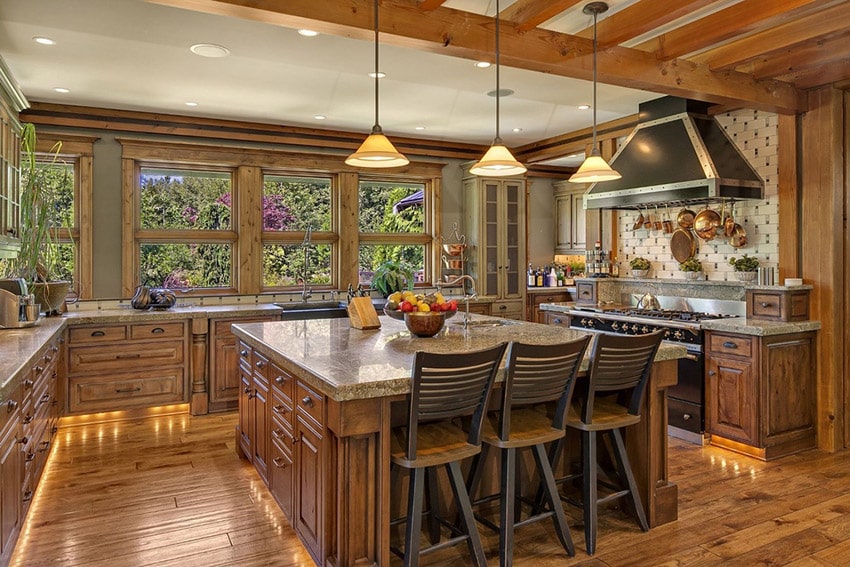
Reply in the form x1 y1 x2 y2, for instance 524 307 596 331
0 56 27 259
462 171 526 319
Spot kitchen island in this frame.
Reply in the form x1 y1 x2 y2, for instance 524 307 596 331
232 314 686 567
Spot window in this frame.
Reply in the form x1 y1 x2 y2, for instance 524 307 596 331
137 167 234 289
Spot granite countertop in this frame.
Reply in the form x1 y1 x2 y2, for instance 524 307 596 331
0 318 65 396
231 314 686 403
539 301 821 336
526 287 576 294
62 303 283 324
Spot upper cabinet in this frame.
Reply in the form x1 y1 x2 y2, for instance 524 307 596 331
0 56 28 259
462 172 526 319
553 180 586 254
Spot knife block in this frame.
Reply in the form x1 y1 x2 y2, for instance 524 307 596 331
347 297 381 330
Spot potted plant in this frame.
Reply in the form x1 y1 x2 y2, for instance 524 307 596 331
629 257 651 278
729 254 759 282
679 257 703 280
1 123 73 315
370 260 413 297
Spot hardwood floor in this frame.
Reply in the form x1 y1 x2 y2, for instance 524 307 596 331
11 413 850 566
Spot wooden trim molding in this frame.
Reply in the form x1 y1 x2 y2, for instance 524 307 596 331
777 113 800 282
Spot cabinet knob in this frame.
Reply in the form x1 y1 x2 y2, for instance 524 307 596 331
23 414 33 424
292 437 301 444
240 350 249 358
273 404 289 415
22 490 32 503
708 370 716 376
760 302 771 308
6 400 17 412
301 396 314 408
683 414 692 420
722 341 738 349
24 379 33 389
18 436 29 445
275 375 286 385
498 305 506 310
255 361 265 369
553 318 563 324
272 429 285 440
243 387 251 394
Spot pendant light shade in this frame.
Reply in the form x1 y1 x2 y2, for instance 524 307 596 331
569 2 620 183
470 0 526 177
345 0 408 168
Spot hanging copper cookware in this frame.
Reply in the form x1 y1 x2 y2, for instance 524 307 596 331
694 205 722 241
724 201 736 237
677 207 696 229
729 222 748 248
670 227 696 263
662 204 674 234
632 208 644 231
643 206 652 230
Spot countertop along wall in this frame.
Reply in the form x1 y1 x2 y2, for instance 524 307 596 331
617 109 780 281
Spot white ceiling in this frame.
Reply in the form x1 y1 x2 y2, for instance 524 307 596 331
0 0 670 165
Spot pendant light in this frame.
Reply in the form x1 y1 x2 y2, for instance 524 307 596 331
346 0 409 168
569 2 621 183
469 0 526 177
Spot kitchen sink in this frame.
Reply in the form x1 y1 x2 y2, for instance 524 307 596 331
275 301 349 320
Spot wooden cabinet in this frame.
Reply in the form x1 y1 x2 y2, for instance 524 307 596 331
0 85 24 258
553 180 586 254
210 316 276 410
526 290 570 323
0 385 22 561
66 322 188 414
462 173 526 319
706 330 817 460
269 362 295 521
574 280 598 305
745 288 810 322
544 310 571 327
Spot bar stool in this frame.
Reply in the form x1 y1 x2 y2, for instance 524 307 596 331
390 343 507 567
467 337 591 567
548 331 663 555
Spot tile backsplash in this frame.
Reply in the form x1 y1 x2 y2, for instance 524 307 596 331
617 109 778 281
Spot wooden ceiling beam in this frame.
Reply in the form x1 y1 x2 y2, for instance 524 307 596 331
778 58 850 90
693 2 850 71
740 32 850 81
501 0 582 33
146 0 805 114
580 0 717 48
634 0 841 60
418 0 446 11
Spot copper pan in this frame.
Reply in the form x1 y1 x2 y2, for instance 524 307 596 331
632 208 644 231
694 205 722 241
677 207 696 229
724 202 736 237
729 222 748 248
670 227 696 263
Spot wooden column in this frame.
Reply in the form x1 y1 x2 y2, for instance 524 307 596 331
189 316 209 415
777 114 800 282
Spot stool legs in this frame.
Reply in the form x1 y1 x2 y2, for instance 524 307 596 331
582 430 598 555
532 443 575 557
446 460 488 567
609 428 649 532
499 447 517 567
404 467 426 567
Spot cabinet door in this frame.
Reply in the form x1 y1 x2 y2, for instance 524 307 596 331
482 180 500 297
571 193 586 250
501 180 524 299
707 355 758 445
554 193 572 251
211 336 240 403
270 440 293 521
0 425 21 557
237 370 253 461
252 376 269 483
295 416 323 564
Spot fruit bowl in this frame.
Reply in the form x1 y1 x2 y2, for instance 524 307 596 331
384 303 457 322
403 311 447 337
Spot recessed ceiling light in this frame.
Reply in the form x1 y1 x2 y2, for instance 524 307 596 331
185 101 198 107
368 71 386 79
578 104 591 110
415 126 426 131
189 43 230 58
298 29 319 37
487 88 514 98
474 61 491 68
33 36 56 46
512 127 523 133
314 114 326 120
53 87 70 93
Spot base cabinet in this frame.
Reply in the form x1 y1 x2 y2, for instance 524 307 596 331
210 316 276 409
706 330 817 460
527 290 570 323
0 400 22 560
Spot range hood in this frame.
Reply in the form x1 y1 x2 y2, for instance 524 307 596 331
583 97 764 210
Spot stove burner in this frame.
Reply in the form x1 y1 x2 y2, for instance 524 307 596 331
607 308 737 322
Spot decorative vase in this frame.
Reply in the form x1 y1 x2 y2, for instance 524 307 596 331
735 271 757 282
30 280 72 315
631 269 649 278
682 271 702 281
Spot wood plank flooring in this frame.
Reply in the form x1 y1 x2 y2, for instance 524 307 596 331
11 412 850 566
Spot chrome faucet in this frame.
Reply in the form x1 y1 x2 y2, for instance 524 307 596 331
438 274 477 329
300 225 312 302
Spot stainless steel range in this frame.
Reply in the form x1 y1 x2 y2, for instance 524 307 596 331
568 296 745 443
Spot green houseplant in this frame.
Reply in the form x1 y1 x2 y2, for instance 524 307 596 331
679 257 703 280
729 254 759 282
629 257 651 277
370 260 413 297
2 123 73 314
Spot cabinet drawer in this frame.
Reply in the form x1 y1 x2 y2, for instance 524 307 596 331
575 282 597 304
491 301 523 319
238 341 252 372
668 398 702 434
271 390 294 430
69 342 184 374
0 385 20 435
130 322 185 340
296 381 324 428
253 351 270 380
271 411 294 445
271 363 294 403
545 312 571 327
69 368 185 413
708 334 753 358
69 325 127 344
531 292 569 306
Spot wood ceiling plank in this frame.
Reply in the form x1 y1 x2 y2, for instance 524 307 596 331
693 1 850 71
501 0 582 32
418 0 447 11
779 58 850 89
145 0 804 113
577 0 717 48
634 0 841 60
741 32 850 81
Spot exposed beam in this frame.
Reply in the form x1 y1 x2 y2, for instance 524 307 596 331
578 0 716 48
417 0 446 11
634 0 841 60
693 2 850 71
501 0 582 33
146 0 805 114
779 58 850 89
740 32 850 81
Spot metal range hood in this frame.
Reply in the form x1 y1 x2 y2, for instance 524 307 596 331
583 97 764 210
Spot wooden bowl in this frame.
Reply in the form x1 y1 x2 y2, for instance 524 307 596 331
403 312 447 337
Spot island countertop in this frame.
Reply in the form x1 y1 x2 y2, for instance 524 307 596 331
232 314 686 402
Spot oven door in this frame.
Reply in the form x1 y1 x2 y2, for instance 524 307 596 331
667 347 704 436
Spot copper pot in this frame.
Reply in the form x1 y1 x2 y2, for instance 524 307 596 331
677 208 696 229
643 206 652 230
694 206 722 241
653 206 663 231
724 202 735 237
662 204 674 234
632 208 644 231
729 222 748 248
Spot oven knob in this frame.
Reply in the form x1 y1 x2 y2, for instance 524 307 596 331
664 329 671 339
611 322 619 330
631 324 639 332
673 330 684 340
641 325 649 334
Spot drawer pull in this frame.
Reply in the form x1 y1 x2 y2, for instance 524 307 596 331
499 305 506 310
292 437 300 444
301 396 314 408
275 375 286 385
115 387 142 393
272 429 285 440
18 436 28 445
25 452 35 462
708 370 716 376
24 379 33 389
240 350 249 358
255 360 265 369
38 441 50 452
273 405 289 415
244 387 251 394
116 353 142 359
91 330 106 337
683 413 692 420
553 318 563 324
722 341 738 349
23 414 33 424
39 393 51 403
151 327 165 334
272 457 288 469
6 400 17 412
23 490 32 503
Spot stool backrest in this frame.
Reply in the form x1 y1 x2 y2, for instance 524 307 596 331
497 337 591 440
405 343 507 459
579 331 664 423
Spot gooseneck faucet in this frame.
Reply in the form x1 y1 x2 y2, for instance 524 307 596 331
438 274 477 329
300 225 312 302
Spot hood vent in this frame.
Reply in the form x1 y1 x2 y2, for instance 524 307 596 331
583 97 764 210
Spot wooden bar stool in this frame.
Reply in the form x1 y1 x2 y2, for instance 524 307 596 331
547 331 663 555
390 343 507 567
467 337 591 567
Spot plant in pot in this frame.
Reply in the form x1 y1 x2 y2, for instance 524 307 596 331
679 257 703 280
729 254 759 282
629 257 651 278
370 260 414 297
1 124 74 315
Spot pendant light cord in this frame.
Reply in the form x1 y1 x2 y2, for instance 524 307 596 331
494 0 501 141
591 8 598 149
373 0 380 129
